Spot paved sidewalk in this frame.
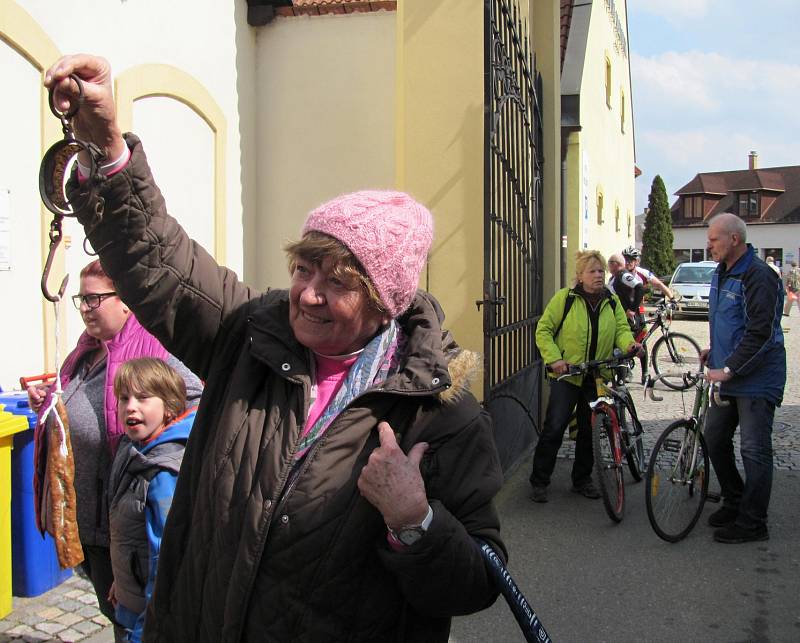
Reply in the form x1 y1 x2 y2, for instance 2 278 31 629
0 571 112 642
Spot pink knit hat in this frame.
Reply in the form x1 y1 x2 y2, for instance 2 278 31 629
302 190 434 318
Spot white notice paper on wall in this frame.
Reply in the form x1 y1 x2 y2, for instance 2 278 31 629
0 189 10 271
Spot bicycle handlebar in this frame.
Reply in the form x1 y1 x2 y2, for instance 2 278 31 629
644 371 729 406
651 297 681 316
548 349 639 381
643 371 702 401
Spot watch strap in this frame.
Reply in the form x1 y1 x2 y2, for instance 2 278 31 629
387 505 433 546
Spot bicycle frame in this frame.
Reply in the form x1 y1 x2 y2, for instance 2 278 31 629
590 374 639 448
647 374 724 492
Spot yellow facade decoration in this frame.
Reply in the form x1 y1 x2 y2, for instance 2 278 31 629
115 65 228 262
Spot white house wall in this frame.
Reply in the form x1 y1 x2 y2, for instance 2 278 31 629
673 224 800 271
0 44 45 389
2 0 247 390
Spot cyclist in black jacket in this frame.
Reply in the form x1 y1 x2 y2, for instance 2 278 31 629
608 253 645 333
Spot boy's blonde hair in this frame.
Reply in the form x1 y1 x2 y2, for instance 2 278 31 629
284 231 388 316
114 358 186 423
574 250 606 284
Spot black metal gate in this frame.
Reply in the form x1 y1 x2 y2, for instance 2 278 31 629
480 0 544 474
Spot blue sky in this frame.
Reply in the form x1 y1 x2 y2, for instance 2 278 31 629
628 0 800 213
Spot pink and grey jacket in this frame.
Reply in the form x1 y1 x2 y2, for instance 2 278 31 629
33 314 169 533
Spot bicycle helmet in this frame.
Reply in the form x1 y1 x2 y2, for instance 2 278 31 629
622 245 641 260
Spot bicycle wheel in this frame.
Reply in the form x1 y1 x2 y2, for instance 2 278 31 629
645 420 709 542
592 407 625 522
651 332 702 390
618 399 645 482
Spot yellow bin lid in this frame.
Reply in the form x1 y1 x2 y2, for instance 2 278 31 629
0 410 28 439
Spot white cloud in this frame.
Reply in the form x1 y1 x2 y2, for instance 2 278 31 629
635 125 799 211
632 51 720 110
634 0 717 20
632 50 800 114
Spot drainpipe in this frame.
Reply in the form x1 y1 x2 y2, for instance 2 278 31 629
560 143 568 287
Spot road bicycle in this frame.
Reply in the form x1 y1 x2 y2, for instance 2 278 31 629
643 372 724 542
554 349 644 523
632 299 702 391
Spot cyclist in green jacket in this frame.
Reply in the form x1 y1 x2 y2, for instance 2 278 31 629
530 250 638 503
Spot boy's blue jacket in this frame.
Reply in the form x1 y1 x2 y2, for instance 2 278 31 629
109 409 196 643
708 245 786 404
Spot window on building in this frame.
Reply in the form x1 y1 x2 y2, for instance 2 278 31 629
691 249 706 262
615 204 620 232
749 192 759 216
674 249 691 264
605 56 612 108
620 89 626 132
683 195 703 219
597 190 605 225
762 247 783 268
739 192 760 217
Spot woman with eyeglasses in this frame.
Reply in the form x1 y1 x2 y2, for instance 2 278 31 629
27 259 202 641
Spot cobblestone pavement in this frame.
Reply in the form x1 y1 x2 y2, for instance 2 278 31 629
0 570 112 642
3 313 797 641
556 312 800 470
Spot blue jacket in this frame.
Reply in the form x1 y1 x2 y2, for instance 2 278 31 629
110 410 196 643
709 245 786 404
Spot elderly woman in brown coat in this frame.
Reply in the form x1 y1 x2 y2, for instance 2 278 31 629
45 54 506 642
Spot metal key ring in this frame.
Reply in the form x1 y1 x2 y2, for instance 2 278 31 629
39 138 98 216
48 73 84 122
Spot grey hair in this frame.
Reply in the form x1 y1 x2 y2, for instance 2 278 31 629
709 212 747 242
608 253 625 265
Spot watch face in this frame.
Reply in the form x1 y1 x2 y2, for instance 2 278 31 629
397 527 425 546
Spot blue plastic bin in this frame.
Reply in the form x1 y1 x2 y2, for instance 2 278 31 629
0 390 72 597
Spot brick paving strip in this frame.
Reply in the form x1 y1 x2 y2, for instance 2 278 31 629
2 316 797 641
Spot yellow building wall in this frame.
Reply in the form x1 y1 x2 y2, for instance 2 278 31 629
397 0 485 366
253 12 396 290
567 0 635 265
531 0 563 300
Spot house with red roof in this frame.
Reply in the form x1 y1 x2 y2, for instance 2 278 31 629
671 152 800 271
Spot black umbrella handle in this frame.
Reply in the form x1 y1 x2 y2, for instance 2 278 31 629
475 539 553 643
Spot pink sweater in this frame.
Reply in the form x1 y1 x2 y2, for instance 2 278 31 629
303 353 359 436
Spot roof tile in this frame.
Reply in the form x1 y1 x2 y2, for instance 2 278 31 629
674 165 800 224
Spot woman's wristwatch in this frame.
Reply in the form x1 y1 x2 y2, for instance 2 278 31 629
387 505 434 546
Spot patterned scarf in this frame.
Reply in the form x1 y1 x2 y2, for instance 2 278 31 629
294 321 404 460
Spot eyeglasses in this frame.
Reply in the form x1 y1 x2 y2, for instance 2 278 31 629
71 291 118 311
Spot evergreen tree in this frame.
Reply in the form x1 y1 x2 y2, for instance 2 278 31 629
641 175 675 277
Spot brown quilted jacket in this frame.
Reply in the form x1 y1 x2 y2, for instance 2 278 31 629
76 135 506 642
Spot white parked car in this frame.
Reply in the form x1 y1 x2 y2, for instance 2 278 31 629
669 261 718 314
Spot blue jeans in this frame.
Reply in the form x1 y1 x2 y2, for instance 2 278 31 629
704 396 775 529
530 378 595 487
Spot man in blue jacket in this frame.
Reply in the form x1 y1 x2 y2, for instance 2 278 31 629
704 213 786 544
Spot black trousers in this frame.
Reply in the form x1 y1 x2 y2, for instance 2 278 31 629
529 378 596 487
81 544 126 642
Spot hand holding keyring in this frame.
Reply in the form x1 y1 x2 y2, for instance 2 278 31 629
39 74 105 217
39 74 107 301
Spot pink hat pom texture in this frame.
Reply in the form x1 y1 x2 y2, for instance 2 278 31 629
302 190 434 318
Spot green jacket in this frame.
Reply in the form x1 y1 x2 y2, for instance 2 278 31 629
536 287 635 385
